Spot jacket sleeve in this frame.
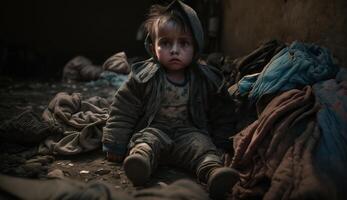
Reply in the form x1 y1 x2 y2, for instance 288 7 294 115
102 74 143 156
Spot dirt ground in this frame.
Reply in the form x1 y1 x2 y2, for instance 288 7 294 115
0 76 196 195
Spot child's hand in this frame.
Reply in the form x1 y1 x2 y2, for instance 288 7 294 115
106 152 125 163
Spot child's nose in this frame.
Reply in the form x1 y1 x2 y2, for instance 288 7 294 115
170 42 179 55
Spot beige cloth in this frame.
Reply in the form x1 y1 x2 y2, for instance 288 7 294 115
102 52 130 74
39 92 110 155
229 86 331 199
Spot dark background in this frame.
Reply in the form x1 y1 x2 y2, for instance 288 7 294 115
0 0 157 79
1 0 347 80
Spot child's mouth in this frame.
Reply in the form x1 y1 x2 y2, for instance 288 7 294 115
169 58 181 64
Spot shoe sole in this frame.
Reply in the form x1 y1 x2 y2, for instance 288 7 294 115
209 168 238 199
123 154 151 186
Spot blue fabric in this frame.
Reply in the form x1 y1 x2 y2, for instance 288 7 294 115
238 73 259 95
238 41 339 101
313 68 347 189
86 71 128 88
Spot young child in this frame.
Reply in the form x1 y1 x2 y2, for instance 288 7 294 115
102 0 238 198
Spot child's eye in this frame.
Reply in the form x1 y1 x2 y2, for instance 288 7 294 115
180 40 191 47
159 40 171 47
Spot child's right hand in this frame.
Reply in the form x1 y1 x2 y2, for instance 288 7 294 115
106 152 125 163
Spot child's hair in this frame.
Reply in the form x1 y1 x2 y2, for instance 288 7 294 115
144 4 191 42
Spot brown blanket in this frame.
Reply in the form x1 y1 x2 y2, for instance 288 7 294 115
229 86 330 199
39 92 110 155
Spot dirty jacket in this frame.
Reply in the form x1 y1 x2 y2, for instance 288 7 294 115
102 59 236 155
102 0 236 155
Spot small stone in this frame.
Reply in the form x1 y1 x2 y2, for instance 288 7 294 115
47 169 64 178
68 163 74 167
95 168 110 175
80 170 90 174
63 171 71 177
113 172 120 179
157 182 168 187
114 185 121 189
121 180 127 184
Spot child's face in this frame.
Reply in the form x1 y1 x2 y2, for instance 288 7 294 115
152 21 194 72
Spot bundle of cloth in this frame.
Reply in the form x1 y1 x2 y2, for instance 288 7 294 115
227 41 347 200
39 92 110 155
62 52 131 84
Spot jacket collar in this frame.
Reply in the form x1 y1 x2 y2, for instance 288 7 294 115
131 59 224 92
131 58 160 83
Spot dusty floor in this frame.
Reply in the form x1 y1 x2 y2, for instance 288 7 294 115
0 76 196 195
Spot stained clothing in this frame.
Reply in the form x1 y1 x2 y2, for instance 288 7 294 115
102 59 235 154
102 0 236 183
152 76 191 127
128 126 223 182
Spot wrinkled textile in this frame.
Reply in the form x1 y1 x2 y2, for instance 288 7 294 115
0 174 209 200
229 86 329 199
103 52 130 74
86 71 128 88
238 41 339 100
232 39 286 83
206 53 236 87
40 92 109 155
0 109 51 144
62 56 103 82
312 68 347 198
134 179 209 200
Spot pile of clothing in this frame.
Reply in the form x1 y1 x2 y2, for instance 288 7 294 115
224 41 346 200
1 40 346 200
62 52 130 83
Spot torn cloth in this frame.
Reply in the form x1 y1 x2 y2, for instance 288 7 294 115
230 86 330 199
39 92 110 155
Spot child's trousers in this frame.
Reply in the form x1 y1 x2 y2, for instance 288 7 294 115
128 125 224 183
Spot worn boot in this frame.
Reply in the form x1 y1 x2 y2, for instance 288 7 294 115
207 167 239 199
123 143 152 186
196 154 239 199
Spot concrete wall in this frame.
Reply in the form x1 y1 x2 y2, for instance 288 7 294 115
221 0 347 67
